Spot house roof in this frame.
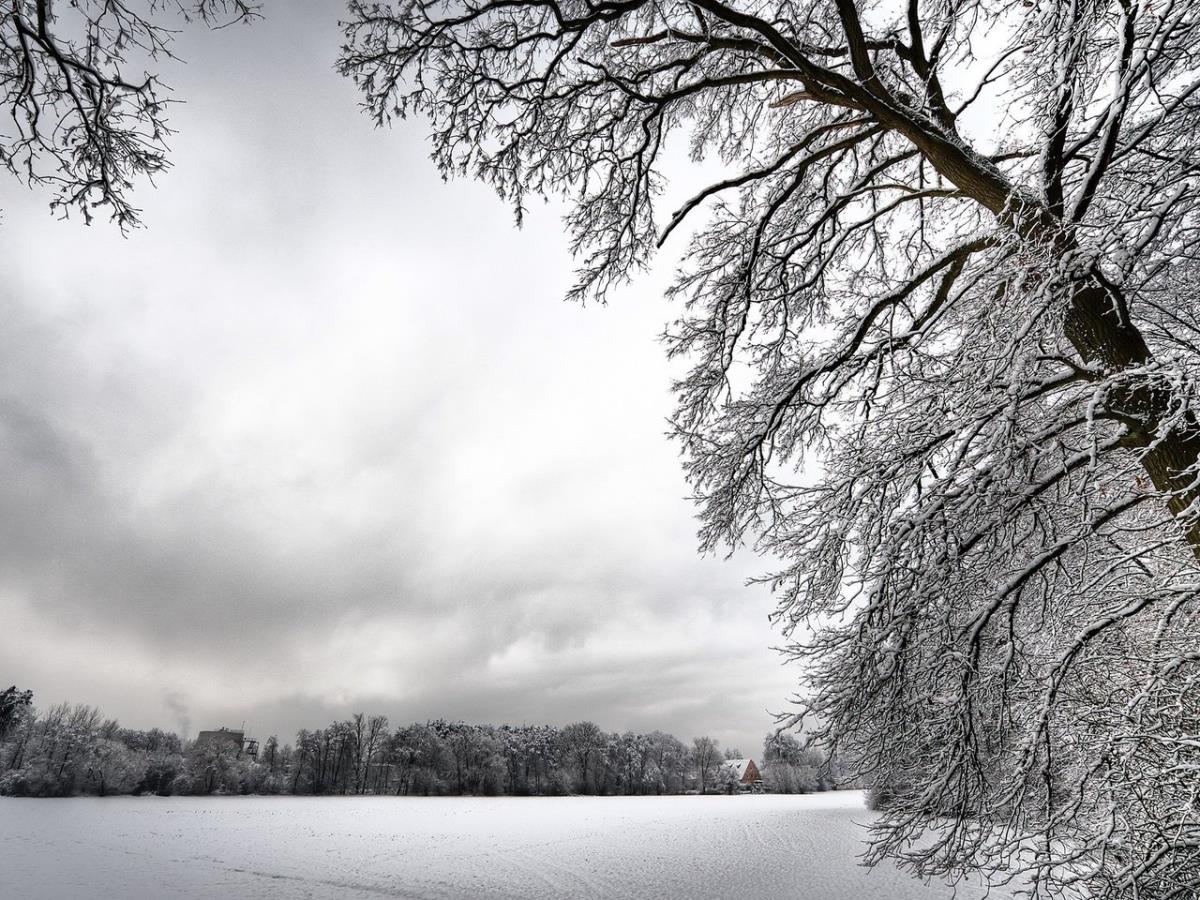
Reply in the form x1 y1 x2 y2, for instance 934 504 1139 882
723 758 756 780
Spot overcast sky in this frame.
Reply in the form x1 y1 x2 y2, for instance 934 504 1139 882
0 0 796 756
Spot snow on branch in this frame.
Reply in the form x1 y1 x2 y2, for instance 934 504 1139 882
340 1 1200 895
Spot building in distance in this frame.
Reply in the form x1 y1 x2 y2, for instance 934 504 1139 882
195 727 258 760
721 758 763 792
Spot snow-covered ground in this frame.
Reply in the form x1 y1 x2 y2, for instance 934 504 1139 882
0 790 1014 899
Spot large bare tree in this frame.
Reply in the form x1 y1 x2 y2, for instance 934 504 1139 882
340 1 1200 896
1 0 255 227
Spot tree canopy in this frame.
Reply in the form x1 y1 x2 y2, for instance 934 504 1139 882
1 0 255 226
339 1 1200 896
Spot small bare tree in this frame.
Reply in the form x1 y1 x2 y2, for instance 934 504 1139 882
1 0 256 226
340 1 1200 896
690 735 722 793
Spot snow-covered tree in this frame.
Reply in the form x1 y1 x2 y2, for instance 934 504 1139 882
645 730 689 794
557 720 606 793
1 0 255 226
690 735 722 793
713 759 741 793
386 722 452 795
340 1 1200 895
0 686 32 743
761 732 828 793
84 739 146 796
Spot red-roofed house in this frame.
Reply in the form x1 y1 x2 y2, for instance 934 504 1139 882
721 758 763 792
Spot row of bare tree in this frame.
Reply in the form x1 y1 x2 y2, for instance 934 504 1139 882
0 687 837 798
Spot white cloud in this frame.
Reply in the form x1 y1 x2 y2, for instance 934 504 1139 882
0 0 795 758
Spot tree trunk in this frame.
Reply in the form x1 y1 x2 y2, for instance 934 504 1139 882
1064 278 1200 554
906 122 1200 556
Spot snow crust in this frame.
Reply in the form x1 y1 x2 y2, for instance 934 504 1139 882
0 790 1014 899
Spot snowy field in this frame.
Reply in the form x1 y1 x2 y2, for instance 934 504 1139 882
0 791 1014 899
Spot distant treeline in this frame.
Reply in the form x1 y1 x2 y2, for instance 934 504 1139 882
0 686 841 798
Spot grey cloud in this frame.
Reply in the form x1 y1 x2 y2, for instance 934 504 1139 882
0 0 794 758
